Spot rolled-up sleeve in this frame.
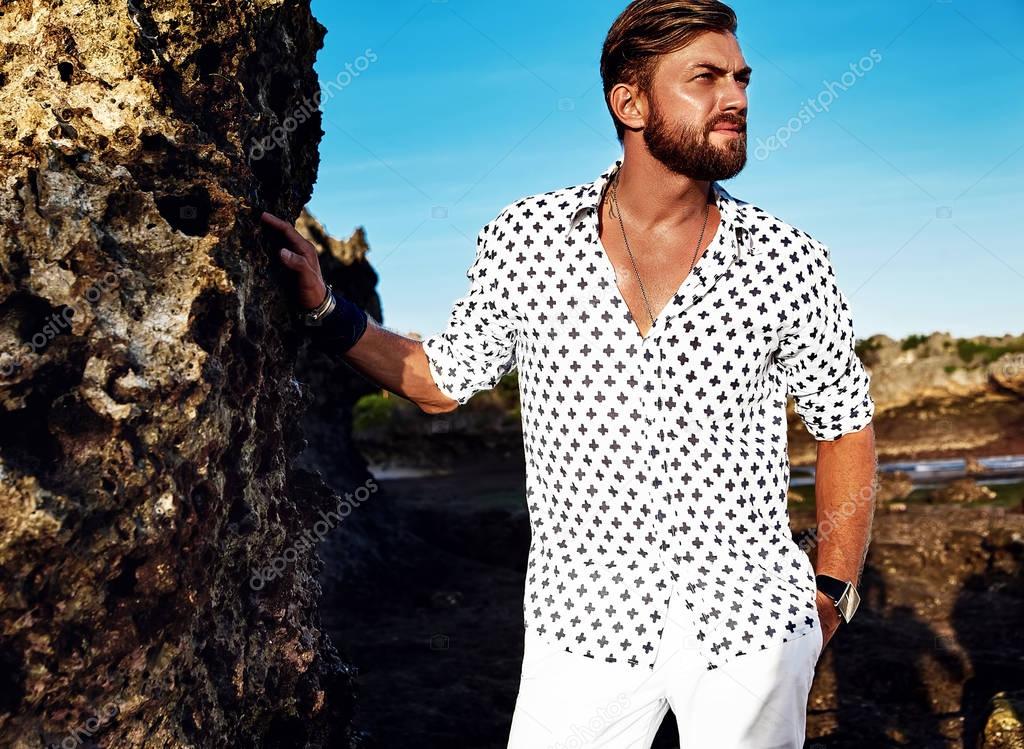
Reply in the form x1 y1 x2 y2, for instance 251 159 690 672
421 210 519 405
775 243 875 441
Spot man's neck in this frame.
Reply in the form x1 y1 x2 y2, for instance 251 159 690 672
612 153 712 233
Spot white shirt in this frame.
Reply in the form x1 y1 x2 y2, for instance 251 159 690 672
422 158 875 672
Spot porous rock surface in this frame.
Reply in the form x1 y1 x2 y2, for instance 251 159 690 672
0 1 365 746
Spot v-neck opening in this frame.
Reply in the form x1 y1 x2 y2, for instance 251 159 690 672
594 179 728 343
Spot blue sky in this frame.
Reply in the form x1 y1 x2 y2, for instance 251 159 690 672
305 0 1023 340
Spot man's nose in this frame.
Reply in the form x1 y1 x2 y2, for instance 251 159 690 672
719 80 748 114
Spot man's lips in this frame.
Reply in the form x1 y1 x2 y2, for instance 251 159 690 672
712 123 745 132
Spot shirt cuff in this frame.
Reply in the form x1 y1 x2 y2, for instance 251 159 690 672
792 354 876 441
421 332 473 406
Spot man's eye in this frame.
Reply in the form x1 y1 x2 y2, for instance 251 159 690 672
694 73 712 80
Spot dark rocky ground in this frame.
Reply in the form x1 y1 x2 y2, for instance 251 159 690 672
315 454 1024 749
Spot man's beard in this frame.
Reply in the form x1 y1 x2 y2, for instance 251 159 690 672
643 96 747 181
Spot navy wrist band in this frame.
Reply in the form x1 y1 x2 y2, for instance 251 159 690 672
306 293 369 354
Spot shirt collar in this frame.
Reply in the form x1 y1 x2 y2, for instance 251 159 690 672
566 158 757 259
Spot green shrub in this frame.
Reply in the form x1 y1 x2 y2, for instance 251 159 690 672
901 334 928 351
855 338 883 358
956 339 1024 365
352 393 400 432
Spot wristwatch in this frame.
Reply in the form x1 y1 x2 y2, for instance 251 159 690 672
301 283 336 326
815 574 861 624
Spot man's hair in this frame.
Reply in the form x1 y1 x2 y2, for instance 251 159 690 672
601 0 738 143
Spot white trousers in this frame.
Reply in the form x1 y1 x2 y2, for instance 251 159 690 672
507 589 824 749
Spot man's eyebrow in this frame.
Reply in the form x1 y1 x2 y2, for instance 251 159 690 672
689 62 753 77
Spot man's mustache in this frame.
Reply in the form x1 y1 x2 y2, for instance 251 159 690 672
707 116 747 132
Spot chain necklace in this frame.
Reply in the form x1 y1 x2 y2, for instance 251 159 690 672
606 169 712 331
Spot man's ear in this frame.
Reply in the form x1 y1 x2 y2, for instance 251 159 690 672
610 83 645 132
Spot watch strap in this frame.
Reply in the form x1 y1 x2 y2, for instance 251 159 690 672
815 574 847 602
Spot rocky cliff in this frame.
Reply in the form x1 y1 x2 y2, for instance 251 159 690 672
802 332 1024 465
292 209 409 587
859 332 1024 407
0 1 367 746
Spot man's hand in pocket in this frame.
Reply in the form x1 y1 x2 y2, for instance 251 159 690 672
815 590 842 651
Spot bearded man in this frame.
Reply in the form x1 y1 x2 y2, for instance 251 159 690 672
261 2 877 746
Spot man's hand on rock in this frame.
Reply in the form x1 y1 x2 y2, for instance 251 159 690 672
260 211 328 310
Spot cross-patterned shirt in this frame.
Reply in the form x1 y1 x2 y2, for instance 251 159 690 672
421 158 875 671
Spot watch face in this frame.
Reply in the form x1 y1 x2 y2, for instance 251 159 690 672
837 584 860 623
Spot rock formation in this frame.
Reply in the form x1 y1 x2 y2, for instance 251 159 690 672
0 1 367 746
934 478 999 504
858 332 1024 407
876 470 914 504
787 331 1024 465
291 209 409 584
980 690 1024 749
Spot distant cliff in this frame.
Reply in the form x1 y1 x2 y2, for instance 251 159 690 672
811 332 1024 465
859 332 1024 406
291 209 411 587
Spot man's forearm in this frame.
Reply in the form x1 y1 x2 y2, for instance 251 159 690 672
812 424 878 585
340 316 459 414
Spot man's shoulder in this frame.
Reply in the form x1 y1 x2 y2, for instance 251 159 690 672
484 163 607 231
489 179 594 226
725 188 832 261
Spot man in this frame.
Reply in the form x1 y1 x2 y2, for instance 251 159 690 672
261 1 877 746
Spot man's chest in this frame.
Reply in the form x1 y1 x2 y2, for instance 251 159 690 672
511 237 788 427
595 203 723 339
